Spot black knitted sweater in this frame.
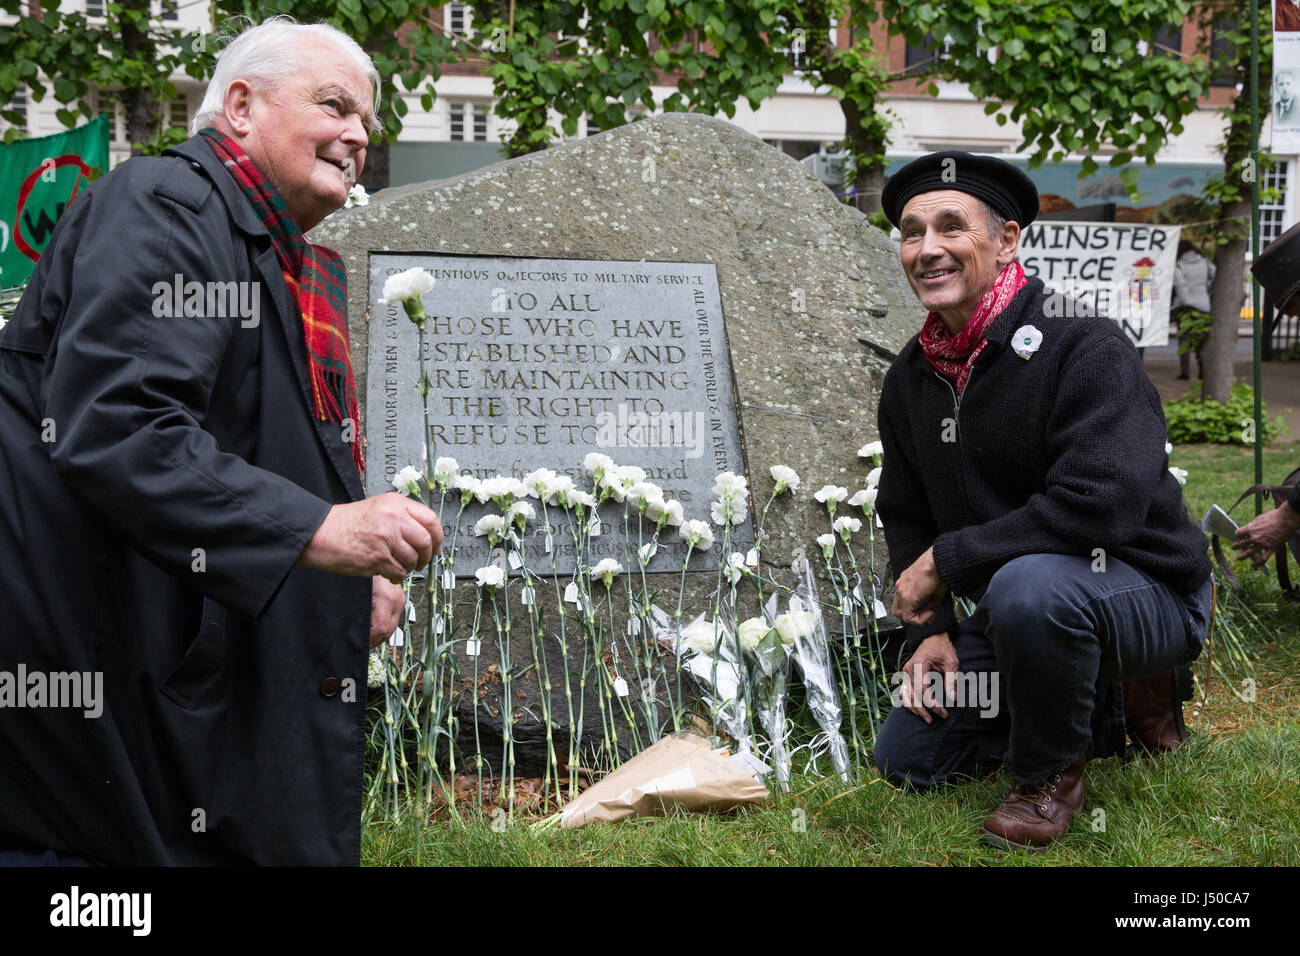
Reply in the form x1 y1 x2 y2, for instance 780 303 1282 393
877 276 1212 650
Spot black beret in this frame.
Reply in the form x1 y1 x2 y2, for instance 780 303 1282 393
1252 221 1300 313
881 150 1040 229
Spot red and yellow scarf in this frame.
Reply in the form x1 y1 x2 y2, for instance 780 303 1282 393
200 128 363 475
920 260 1027 396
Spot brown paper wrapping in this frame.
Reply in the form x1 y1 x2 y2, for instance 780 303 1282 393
559 731 769 828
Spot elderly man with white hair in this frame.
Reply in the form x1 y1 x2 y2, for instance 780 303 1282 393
0 17 441 865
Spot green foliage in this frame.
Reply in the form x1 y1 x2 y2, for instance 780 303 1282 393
0 1 458 155
1196 0 1274 252
1175 308 1214 356
0 0 213 153
210 1 459 148
1164 382 1285 446
363 679 1300 865
882 0 1211 203
1152 193 1215 253
461 0 793 157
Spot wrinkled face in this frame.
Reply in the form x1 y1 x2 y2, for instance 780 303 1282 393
898 190 1019 331
233 37 374 231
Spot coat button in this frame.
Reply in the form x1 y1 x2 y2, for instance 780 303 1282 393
319 677 341 698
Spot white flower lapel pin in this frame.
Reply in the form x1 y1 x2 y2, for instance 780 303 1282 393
1012 324 1043 360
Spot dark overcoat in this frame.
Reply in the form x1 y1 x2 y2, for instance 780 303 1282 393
0 135 371 865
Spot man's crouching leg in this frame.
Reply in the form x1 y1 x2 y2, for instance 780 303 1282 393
975 553 1196 850
873 617 1009 790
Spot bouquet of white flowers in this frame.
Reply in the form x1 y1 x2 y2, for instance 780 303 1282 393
787 562 851 781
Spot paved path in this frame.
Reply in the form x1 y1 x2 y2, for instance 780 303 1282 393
1141 328 1300 444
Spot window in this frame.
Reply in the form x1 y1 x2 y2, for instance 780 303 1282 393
1261 160 1290 247
448 101 487 141
584 115 601 137
1210 17 1240 87
3 84 28 134
165 98 188 132
904 31 951 73
161 0 178 21
1152 23 1181 58
110 101 126 145
446 2 472 38
86 0 104 16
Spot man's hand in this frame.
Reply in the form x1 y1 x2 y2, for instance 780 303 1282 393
1232 501 1300 566
892 546 948 625
299 493 443 583
897 633 959 724
369 576 405 649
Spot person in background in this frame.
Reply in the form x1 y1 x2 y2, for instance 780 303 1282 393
1171 239 1215 381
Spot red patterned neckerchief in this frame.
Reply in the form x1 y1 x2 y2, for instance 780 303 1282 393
920 259 1028 396
199 127 363 476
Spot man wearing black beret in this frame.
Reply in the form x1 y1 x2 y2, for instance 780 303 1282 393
872 150 1214 850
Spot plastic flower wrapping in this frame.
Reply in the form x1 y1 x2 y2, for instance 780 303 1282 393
788 560 852 782
651 607 752 756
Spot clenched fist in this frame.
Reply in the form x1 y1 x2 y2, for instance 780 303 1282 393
298 492 443 583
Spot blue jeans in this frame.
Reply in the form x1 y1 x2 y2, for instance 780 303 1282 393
874 554 1213 786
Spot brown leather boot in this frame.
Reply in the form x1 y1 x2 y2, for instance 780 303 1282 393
1123 669 1188 752
979 757 1086 851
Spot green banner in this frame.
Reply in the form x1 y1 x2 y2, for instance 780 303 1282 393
1 113 110 288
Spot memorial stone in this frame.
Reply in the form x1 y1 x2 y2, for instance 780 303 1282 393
313 113 920 773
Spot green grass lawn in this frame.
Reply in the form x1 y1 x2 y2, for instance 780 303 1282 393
362 443 1300 866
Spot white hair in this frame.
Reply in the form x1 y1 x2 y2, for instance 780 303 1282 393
191 15 383 137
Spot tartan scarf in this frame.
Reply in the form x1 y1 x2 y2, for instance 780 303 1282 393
920 260 1027 396
199 128 363 475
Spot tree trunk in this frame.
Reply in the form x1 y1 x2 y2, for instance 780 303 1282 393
841 94 886 216
802 5 887 217
1204 222 1246 402
120 0 158 157
1204 8 1271 403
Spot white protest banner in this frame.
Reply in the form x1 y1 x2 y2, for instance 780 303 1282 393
1019 220 1181 348
1274 1 1300 154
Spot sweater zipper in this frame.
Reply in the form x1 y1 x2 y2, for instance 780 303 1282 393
934 370 962 422
934 367 979 522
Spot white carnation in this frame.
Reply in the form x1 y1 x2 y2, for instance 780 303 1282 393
775 609 816 645
814 485 849 504
711 471 748 501
392 465 422 496
769 464 800 493
833 515 862 535
737 616 772 654
474 565 505 588
681 519 715 551
473 514 506 538
433 457 459 485
379 267 435 304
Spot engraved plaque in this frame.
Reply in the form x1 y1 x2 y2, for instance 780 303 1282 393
367 254 750 574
